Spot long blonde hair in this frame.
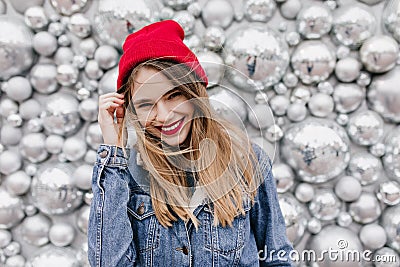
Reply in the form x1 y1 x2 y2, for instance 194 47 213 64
118 59 263 229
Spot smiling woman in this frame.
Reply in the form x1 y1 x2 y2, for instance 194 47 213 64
88 19 294 267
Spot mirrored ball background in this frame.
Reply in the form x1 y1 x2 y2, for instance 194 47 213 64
1 0 400 266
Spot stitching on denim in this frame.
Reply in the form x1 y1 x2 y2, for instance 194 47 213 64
127 207 156 219
102 162 128 167
204 213 246 256
95 163 105 267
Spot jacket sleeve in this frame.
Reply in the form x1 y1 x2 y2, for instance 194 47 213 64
250 143 294 267
88 144 137 267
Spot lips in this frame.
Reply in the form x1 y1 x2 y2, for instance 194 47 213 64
155 117 186 136
162 118 182 128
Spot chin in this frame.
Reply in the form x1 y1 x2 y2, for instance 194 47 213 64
146 125 191 149
163 138 185 148
163 133 191 148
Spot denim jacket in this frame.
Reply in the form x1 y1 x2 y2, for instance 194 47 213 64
88 143 294 267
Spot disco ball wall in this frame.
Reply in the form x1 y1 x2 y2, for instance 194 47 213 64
0 0 400 266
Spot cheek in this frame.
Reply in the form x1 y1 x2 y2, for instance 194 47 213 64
136 110 154 127
177 102 195 116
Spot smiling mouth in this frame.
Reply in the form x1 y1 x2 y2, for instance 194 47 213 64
156 117 186 136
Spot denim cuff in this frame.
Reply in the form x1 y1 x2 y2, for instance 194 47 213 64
96 144 131 166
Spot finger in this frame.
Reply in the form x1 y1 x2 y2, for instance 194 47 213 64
100 92 124 97
98 108 118 125
99 92 124 100
99 100 124 110
100 98 124 107
99 97 125 105
100 102 120 111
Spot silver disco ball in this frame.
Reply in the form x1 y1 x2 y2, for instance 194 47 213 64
0 187 25 229
332 3 376 48
41 92 82 137
0 16 34 80
382 0 400 43
296 3 332 39
348 152 382 185
309 189 342 221
291 40 336 84
349 192 381 224
381 204 400 252
208 87 248 127
368 67 400 123
347 110 384 146
278 194 308 246
9 0 44 14
360 35 399 73
93 0 161 48
272 163 295 193
19 133 49 163
281 118 351 183
223 24 289 91
26 245 80 267
20 214 51 246
30 162 83 215
333 83 365 113
49 0 88 16
98 67 118 95
197 51 224 88
383 126 400 182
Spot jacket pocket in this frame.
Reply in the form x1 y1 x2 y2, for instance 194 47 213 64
203 198 252 256
127 193 160 253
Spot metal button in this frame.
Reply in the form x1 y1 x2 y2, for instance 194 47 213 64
176 246 189 255
137 202 145 215
99 150 108 158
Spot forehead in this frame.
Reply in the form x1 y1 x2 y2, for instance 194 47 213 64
131 66 175 100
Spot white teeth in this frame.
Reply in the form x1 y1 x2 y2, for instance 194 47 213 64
161 119 181 131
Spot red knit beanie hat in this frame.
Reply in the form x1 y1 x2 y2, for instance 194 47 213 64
117 20 208 89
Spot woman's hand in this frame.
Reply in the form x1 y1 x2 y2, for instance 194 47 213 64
98 92 125 147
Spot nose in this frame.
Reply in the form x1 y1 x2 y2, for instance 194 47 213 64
154 100 172 123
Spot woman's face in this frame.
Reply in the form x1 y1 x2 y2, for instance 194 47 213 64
131 66 194 147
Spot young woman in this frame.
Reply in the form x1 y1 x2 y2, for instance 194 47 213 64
88 20 294 267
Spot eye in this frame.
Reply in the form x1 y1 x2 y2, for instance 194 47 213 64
138 103 152 108
168 91 183 99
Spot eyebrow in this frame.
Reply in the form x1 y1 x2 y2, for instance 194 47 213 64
132 87 179 105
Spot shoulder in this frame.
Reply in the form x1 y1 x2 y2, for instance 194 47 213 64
250 142 263 158
250 142 272 168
